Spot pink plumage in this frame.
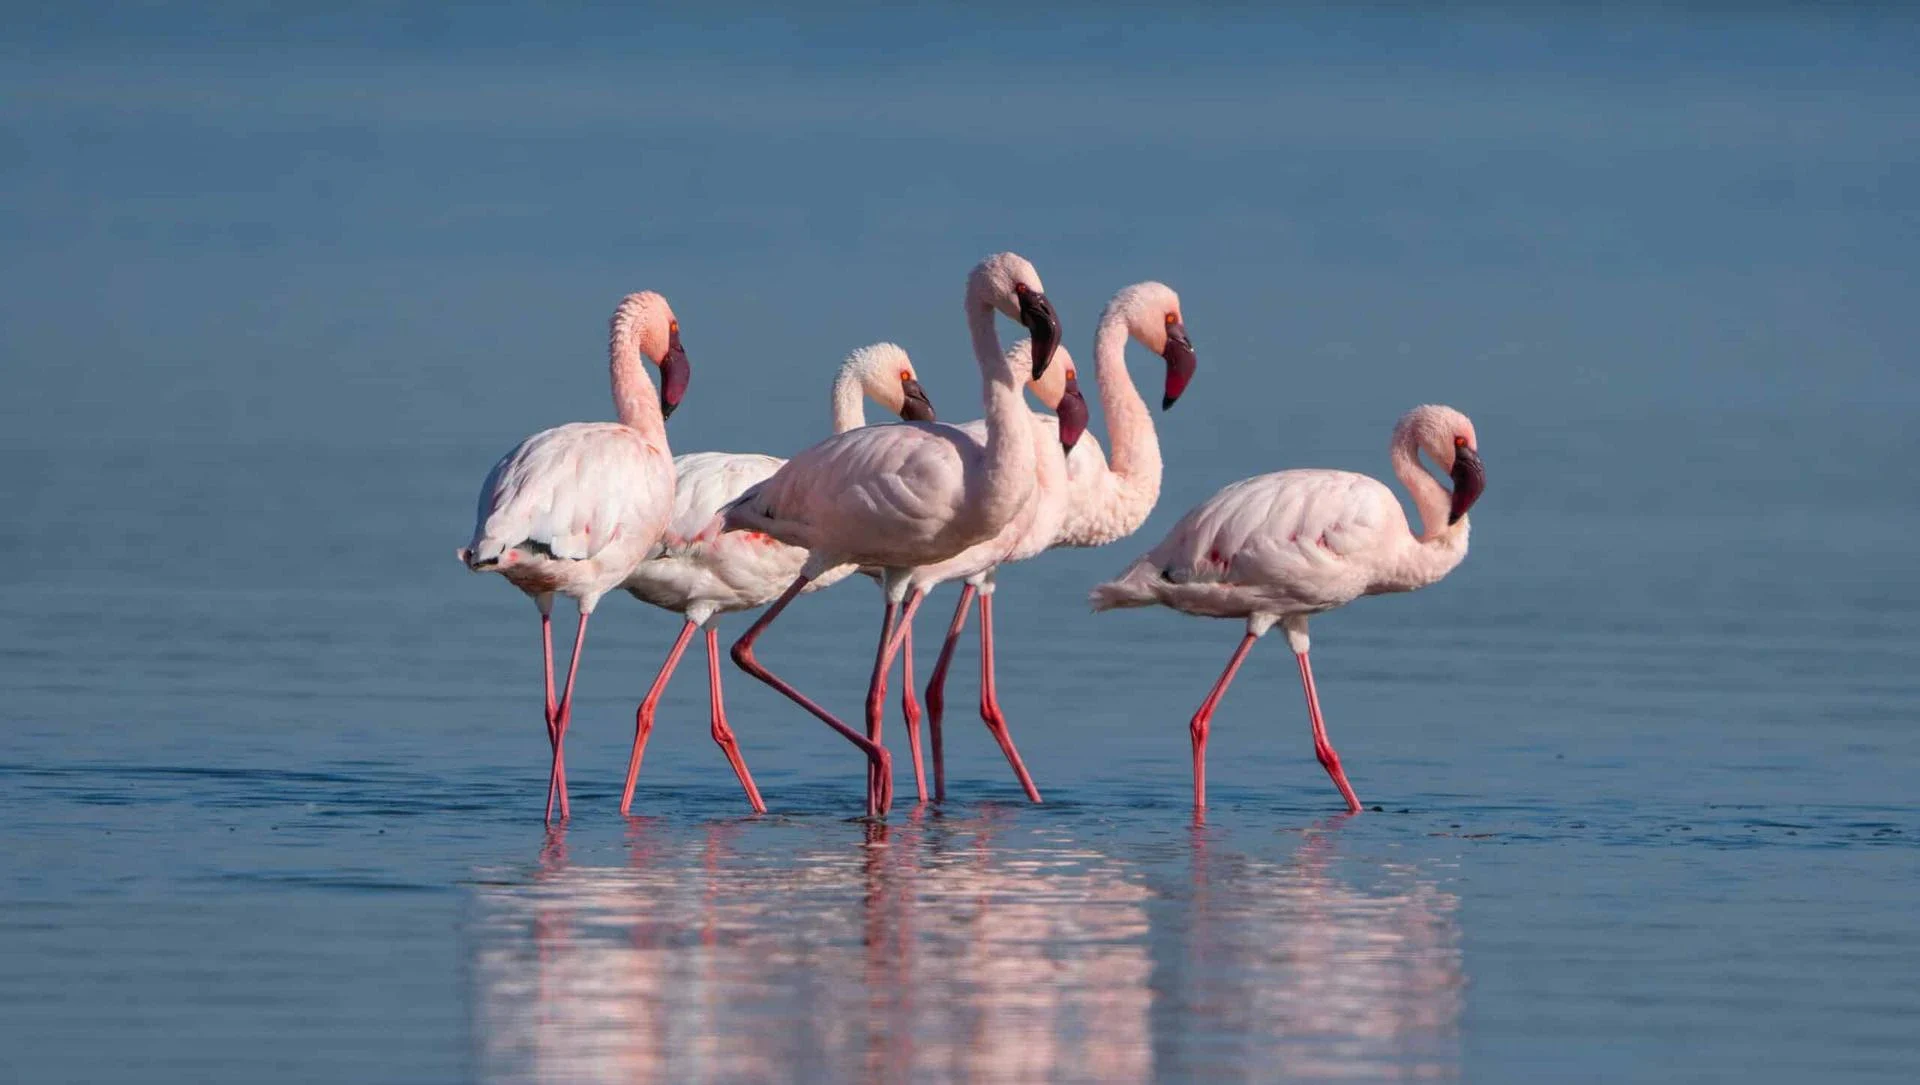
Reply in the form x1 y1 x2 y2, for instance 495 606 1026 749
458 291 687 822
1092 404 1486 814
718 252 1065 818
909 279 1201 804
613 344 938 815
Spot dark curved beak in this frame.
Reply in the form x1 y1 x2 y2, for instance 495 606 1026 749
1448 445 1485 524
1056 374 1089 453
1161 321 1197 410
1018 290 1061 380
898 376 936 423
658 325 690 420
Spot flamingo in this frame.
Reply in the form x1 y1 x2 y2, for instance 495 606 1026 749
458 292 687 822
916 282 1197 802
616 343 938 816
714 252 1062 817
1089 405 1486 813
882 338 1088 804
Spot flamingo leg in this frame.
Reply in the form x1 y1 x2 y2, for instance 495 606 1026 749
863 590 924 815
1295 651 1362 814
865 599 900 815
899 614 928 803
1189 632 1258 810
707 628 766 814
731 575 894 817
540 614 563 816
620 618 696 815
545 611 591 824
977 593 1042 803
922 584 975 804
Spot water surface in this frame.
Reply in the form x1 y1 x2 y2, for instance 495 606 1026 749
3 6 1918 1083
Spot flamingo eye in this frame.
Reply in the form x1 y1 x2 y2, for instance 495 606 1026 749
1165 312 1177 325
1454 435 1468 448
899 370 911 381
1013 282 1030 295
669 320 679 333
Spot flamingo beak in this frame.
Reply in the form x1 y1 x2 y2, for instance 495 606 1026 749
658 325 690 420
1161 321 1197 410
1056 373 1089 453
1448 445 1485 524
898 376 937 422
1019 290 1061 380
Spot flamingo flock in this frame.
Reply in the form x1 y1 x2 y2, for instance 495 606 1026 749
460 253 1486 821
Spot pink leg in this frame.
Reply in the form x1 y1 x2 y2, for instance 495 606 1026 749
922 585 975 804
863 590 924 816
899 615 928 803
620 619 696 815
1296 651 1363 814
865 598 900 815
707 628 767 814
540 614 563 811
1189 632 1258 810
545 611 591 823
731 575 894 817
977 593 1042 803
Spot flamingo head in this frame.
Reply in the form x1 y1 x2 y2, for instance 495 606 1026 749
1013 339 1088 453
1110 282 1196 410
970 252 1060 380
612 291 690 419
1399 405 1484 524
847 342 937 423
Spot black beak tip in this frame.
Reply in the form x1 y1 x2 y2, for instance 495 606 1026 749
1161 394 1177 410
660 400 678 420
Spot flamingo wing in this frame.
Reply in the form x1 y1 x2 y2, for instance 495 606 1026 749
722 422 969 547
663 451 786 546
466 422 668 566
1148 470 1406 607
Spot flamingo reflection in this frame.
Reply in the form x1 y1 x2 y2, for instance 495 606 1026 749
469 816 1462 1082
1175 823 1464 1081
469 812 1152 1084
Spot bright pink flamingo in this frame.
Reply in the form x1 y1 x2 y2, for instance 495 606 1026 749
1089 405 1485 813
919 281 1198 802
617 344 937 815
459 292 687 822
883 339 1087 803
713 252 1062 817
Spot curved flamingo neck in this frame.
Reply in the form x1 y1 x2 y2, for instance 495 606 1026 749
609 324 666 445
970 300 1035 532
1386 433 1469 588
1084 306 1161 541
829 364 867 434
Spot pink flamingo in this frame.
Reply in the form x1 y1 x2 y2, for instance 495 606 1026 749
714 252 1062 817
459 292 687 822
919 282 1198 802
1089 405 1485 813
883 338 1088 803
617 344 937 816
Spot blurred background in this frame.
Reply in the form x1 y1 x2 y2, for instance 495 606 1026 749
2 4 1917 1083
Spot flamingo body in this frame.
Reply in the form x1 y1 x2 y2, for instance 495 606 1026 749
614 342 936 815
464 422 673 607
911 282 1198 804
1090 405 1486 814
722 420 1016 572
629 451 852 625
721 252 1064 817
459 290 687 822
1090 469 1415 626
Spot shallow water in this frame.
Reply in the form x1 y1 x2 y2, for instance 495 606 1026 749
5 7 1920 1084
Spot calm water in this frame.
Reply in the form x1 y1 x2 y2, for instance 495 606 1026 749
4 7 1919 1084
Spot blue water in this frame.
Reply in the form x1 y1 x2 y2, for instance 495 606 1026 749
4 6 1919 1083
